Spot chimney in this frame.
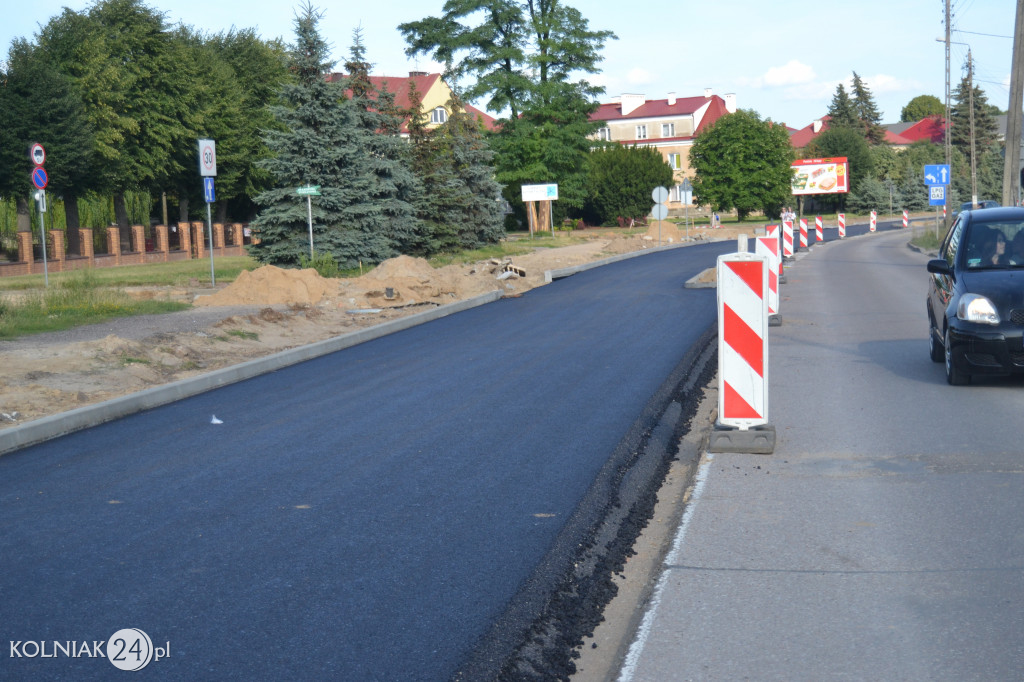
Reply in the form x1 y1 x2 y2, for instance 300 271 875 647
667 92 676 106
409 71 427 77
704 88 713 98
620 93 646 116
812 119 823 133
724 93 736 113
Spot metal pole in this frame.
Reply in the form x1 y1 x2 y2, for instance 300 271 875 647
38 192 49 287
206 201 215 286
307 195 314 258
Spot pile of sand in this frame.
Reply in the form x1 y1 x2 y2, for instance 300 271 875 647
194 265 335 307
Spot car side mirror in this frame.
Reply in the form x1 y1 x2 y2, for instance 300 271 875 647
927 259 952 276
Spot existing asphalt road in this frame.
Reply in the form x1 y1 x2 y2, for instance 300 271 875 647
620 227 1024 680
1 240 734 681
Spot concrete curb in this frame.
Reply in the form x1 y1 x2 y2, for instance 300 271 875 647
0 290 503 457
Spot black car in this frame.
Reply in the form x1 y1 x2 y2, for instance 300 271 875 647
927 207 1024 384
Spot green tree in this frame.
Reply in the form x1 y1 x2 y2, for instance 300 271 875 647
846 176 889 214
0 38 95 247
827 83 860 130
850 72 886 144
342 30 420 256
806 126 873 197
38 0 191 230
690 110 795 220
950 70 998 154
901 95 944 122
250 5 414 268
207 29 291 221
584 145 673 225
401 0 615 223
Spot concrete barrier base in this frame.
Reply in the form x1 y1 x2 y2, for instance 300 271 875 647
708 422 776 454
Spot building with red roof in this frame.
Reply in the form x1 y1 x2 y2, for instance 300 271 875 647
589 89 737 208
326 71 497 136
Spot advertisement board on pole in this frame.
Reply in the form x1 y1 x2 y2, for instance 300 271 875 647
791 157 848 195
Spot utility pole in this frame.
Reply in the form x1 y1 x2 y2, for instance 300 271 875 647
944 0 952 225
968 50 978 206
1003 0 1024 207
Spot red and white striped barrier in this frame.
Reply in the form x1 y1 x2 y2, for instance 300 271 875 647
755 236 780 317
716 253 770 430
838 213 846 238
782 220 794 257
943 204 947 220
815 215 823 242
870 211 877 232
799 218 808 248
902 209 908 228
765 224 784 279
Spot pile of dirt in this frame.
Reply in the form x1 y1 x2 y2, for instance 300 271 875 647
194 265 335 307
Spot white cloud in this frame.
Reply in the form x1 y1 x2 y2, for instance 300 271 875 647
763 60 817 87
627 67 654 85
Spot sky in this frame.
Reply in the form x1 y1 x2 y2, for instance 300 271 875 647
0 0 1017 129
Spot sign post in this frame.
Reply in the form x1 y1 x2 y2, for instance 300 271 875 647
651 186 669 244
521 184 558 238
198 140 217 285
29 143 49 286
296 185 322 258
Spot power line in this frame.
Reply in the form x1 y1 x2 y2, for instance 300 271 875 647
954 29 1012 39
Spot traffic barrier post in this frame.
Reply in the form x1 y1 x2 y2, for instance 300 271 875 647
815 216 823 242
755 236 781 326
838 213 846 238
709 252 776 454
799 218 808 249
782 220 794 259
870 210 877 232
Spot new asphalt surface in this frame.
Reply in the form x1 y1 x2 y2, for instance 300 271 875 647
2 239 737 680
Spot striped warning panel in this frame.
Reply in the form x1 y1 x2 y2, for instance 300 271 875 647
717 254 769 428
782 220 794 257
815 215 823 242
838 213 846 238
755 237 779 315
799 219 808 248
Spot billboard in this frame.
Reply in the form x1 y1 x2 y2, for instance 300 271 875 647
791 157 848 195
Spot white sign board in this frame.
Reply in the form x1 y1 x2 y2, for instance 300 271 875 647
521 184 558 202
198 139 217 177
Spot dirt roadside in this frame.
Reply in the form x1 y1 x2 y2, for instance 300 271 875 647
0 225 750 430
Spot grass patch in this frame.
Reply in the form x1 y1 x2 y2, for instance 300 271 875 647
120 355 151 366
0 257 258 291
0 269 189 340
910 228 944 252
226 329 259 341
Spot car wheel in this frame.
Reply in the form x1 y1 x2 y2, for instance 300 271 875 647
928 319 943 363
944 326 970 385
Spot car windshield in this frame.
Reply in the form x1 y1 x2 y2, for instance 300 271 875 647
965 220 1024 269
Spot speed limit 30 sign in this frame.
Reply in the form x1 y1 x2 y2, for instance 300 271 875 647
197 139 217 177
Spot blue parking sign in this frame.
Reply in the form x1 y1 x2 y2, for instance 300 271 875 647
203 177 215 203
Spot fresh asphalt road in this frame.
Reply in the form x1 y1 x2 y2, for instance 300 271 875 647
1 239 740 680
621 228 1024 680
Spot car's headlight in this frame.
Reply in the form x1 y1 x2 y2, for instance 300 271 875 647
958 293 1000 325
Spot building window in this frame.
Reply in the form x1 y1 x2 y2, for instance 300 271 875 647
668 153 681 170
597 127 611 141
636 125 647 140
431 107 448 124
661 123 675 137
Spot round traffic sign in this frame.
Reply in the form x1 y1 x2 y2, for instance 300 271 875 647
31 166 48 190
651 203 669 220
29 143 46 166
651 186 669 204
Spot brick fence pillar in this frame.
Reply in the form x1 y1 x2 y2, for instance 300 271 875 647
130 224 145 253
191 221 206 258
79 229 94 260
107 226 121 265
49 230 66 270
16 232 34 273
230 222 244 247
177 224 191 258
154 225 169 261
213 222 225 249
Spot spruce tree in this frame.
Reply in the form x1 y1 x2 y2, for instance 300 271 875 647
827 83 860 130
851 72 886 144
251 5 414 268
342 31 421 258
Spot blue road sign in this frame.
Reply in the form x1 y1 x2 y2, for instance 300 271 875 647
929 185 946 206
203 177 215 204
31 167 48 190
924 164 951 185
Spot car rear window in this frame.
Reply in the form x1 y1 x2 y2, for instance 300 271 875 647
965 220 1024 268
